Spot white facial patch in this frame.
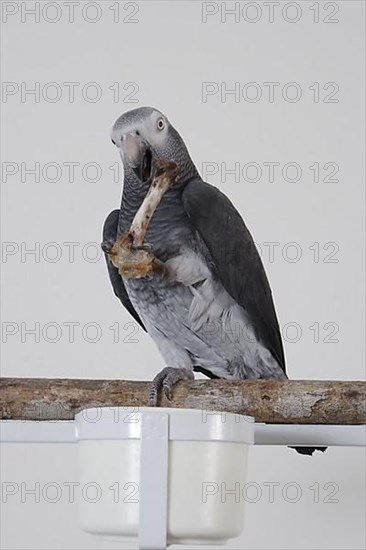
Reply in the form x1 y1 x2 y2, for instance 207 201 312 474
111 110 168 153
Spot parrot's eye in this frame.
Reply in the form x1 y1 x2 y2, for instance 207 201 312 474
111 138 116 145
157 118 165 131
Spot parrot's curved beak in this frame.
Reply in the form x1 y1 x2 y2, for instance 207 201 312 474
122 133 152 184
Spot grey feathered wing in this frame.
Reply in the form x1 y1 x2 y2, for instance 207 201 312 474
182 179 286 375
102 209 146 332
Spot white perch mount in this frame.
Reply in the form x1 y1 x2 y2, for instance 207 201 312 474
1 379 365 550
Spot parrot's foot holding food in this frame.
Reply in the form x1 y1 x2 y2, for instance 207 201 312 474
149 366 194 406
130 242 153 252
101 238 115 255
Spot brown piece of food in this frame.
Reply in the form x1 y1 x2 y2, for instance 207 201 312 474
108 158 179 279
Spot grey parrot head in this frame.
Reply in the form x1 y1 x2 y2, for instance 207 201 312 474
111 107 199 185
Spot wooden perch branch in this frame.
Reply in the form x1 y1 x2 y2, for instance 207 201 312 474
1 378 365 424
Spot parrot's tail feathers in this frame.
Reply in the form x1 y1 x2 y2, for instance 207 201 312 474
289 446 328 456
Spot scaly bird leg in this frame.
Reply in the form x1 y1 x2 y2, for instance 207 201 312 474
149 366 194 406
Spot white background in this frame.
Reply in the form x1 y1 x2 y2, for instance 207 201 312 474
1 1 365 549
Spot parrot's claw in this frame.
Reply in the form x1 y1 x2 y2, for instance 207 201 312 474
149 366 194 406
131 243 153 252
101 239 115 254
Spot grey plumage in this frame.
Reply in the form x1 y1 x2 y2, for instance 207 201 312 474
102 209 146 331
102 107 325 456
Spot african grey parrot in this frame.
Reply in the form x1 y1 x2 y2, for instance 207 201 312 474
102 107 324 456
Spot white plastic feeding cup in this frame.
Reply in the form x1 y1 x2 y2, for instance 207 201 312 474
75 407 254 548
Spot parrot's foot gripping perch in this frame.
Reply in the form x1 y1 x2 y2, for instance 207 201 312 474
149 366 194 406
107 158 179 279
